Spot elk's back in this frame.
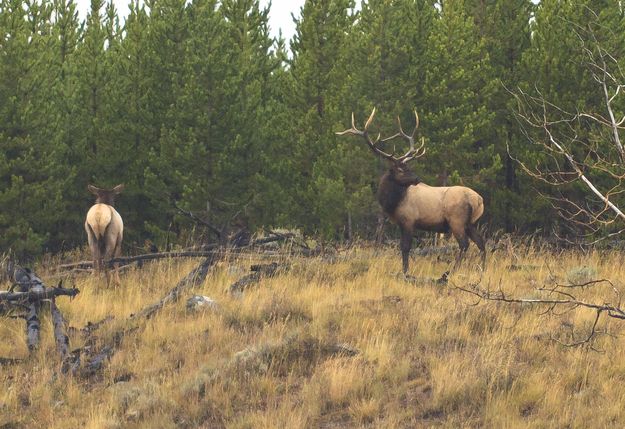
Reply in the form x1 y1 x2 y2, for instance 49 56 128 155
393 183 447 229
393 184 483 230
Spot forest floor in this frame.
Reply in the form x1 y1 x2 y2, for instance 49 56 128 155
2 239 625 428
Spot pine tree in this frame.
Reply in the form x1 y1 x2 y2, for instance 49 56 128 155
463 0 537 231
0 0 76 257
288 0 356 237
517 0 625 236
422 0 498 204
336 0 439 237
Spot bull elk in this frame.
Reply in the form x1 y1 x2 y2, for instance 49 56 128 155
85 184 124 286
336 108 486 275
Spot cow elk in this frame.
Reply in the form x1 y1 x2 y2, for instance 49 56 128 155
85 184 124 286
336 108 486 276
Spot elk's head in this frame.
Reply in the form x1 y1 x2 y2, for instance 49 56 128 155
88 184 124 206
388 161 420 187
336 107 426 187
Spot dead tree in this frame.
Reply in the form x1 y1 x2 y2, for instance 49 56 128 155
80 252 223 377
2 267 79 360
452 276 624 350
59 232 296 272
228 262 283 295
512 9 625 244
132 253 221 319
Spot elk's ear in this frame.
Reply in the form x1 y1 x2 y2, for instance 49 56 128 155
112 184 125 194
88 185 100 195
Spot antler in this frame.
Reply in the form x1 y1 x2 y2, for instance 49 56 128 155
381 109 426 163
335 108 397 162
336 108 426 164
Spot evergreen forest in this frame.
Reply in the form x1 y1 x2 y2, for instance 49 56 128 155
1 0 624 258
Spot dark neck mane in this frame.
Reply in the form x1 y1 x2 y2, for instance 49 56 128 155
377 173 415 214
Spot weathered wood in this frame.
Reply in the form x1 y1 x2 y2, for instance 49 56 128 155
1 266 79 358
80 253 222 376
133 253 222 319
58 234 296 272
50 299 69 359
0 287 80 303
80 316 115 336
26 281 45 352
175 203 223 239
0 356 22 365
229 262 282 295
81 345 114 376
12 266 38 292
58 250 220 270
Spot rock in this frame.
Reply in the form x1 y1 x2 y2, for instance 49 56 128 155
186 295 219 312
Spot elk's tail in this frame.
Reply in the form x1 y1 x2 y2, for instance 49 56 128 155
470 194 484 225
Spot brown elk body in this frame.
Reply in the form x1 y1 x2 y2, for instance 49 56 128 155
85 184 124 286
337 109 486 275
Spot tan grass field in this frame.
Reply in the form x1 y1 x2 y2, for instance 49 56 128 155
1 241 625 428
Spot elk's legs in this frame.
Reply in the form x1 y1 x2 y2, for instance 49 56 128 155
467 225 486 269
452 234 469 271
112 237 122 286
400 229 413 274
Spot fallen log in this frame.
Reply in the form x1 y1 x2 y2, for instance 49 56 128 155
50 299 81 373
26 280 45 352
58 250 220 271
58 233 307 272
12 266 39 292
82 345 115 376
0 356 23 365
80 315 115 336
228 262 282 295
80 253 223 376
79 325 138 378
1 266 80 358
0 286 80 303
133 252 222 319
50 299 69 359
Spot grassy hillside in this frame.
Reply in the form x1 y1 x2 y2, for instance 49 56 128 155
1 242 625 428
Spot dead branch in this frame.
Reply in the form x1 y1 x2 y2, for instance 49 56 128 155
59 233 292 271
228 262 283 295
25 281 45 352
58 250 220 270
79 253 223 376
453 281 625 319
174 203 223 240
0 286 80 303
132 252 222 319
452 277 624 348
25 301 40 352
78 316 115 337
509 12 625 241
0 357 23 365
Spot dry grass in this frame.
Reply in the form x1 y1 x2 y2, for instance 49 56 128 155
2 241 625 428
